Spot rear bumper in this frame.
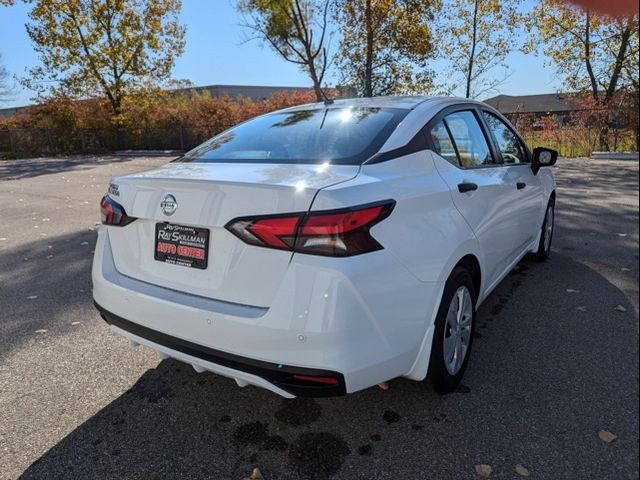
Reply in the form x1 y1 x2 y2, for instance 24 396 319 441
95 302 346 397
92 227 443 397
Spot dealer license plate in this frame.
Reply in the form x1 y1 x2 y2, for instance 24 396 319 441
154 223 209 270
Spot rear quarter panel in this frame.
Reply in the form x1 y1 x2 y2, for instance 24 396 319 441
312 151 483 285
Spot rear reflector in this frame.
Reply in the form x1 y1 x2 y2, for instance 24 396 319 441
292 374 339 385
225 200 395 257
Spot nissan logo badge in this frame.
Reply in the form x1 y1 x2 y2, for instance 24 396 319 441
160 194 177 216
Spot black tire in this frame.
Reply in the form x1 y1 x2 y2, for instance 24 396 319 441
532 197 555 262
428 266 476 394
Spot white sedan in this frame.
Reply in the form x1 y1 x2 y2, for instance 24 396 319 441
92 96 557 398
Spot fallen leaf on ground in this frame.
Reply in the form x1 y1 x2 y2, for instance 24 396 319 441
598 430 617 443
474 464 492 477
615 305 627 312
575 306 587 312
621 267 631 272
617 233 627 237
71 322 81 326
46 255 54 259
80 241 89 245
242 468 264 480
378 382 390 390
27 295 38 299
35 329 47 334
566 289 580 293
515 464 530 477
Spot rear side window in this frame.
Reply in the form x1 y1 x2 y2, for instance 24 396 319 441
430 121 459 166
178 107 408 165
483 112 527 164
442 111 494 168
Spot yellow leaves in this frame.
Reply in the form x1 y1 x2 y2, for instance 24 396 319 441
528 0 638 96
335 0 440 95
25 0 186 117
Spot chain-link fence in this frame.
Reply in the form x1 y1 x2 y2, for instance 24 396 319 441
0 125 233 157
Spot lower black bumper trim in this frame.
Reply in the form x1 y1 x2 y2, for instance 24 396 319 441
94 301 346 397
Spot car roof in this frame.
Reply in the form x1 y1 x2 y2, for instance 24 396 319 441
278 95 484 112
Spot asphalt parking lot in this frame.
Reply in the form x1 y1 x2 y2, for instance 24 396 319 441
0 154 638 480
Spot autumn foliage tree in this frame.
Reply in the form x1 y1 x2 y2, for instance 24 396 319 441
436 0 523 98
23 0 186 121
333 0 441 97
0 89 320 154
527 1 639 149
0 53 14 104
239 0 331 101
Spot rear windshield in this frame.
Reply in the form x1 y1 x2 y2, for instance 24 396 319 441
178 107 408 165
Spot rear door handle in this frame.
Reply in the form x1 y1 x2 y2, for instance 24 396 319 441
517 182 526 190
458 182 478 193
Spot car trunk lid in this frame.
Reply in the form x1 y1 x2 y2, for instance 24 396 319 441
105 162 359 307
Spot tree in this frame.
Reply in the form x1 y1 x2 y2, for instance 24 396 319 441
23 0 186 119
0 53 15 104
333 0 441 97
239 0 331 102
436 0 523 99
527 1 639 148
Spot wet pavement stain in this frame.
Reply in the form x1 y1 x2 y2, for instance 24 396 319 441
382 410 401 424
288 432 351 479
233 421 269 446
370 433 381 441
357 444 373 455
274 397 322 426
261 435 289 452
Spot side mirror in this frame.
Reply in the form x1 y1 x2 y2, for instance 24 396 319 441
531 147 558 175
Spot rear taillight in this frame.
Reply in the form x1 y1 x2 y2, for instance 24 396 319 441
100 194 137 226
225 200 395 257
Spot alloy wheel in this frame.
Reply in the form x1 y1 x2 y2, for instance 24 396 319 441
443 286 473 375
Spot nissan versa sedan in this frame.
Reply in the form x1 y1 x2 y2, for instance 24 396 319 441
92 96 558 398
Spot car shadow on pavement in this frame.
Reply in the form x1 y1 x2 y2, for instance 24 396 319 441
17 254 639 480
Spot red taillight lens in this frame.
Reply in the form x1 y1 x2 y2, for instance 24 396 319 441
100 194 136 226
226 214 304 251
225 200 394 257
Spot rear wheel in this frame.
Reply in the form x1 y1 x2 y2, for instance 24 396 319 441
533 198 555 262
428 266 476 394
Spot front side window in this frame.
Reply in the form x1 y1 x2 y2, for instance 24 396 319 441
442 111 494 168
483 112 527 164
178 107 408 165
